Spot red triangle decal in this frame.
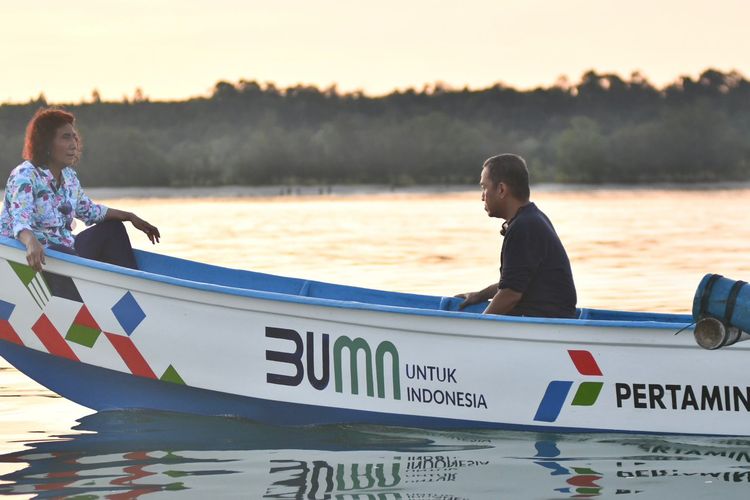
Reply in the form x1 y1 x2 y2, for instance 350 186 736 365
74 305 100 330
0 320 24 346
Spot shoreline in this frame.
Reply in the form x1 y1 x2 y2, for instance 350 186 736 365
84 181 750 200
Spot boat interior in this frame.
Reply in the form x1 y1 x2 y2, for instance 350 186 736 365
0 236 692 326
133 248 692 326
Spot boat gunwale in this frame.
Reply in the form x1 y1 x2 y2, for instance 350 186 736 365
0 236 691 331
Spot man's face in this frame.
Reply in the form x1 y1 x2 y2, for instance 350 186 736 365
480 167 503 218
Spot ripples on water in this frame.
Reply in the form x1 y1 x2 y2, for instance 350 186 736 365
3 188 750 498
3 411 750 498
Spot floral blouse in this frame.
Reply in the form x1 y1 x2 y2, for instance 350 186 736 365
1 161 108 248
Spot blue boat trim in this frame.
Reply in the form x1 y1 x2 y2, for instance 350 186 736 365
0 338 704 435
0 236 690 330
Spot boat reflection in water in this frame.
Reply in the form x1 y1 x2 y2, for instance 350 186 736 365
2 411 750 498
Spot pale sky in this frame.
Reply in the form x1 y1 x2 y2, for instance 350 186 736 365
1 0 748 103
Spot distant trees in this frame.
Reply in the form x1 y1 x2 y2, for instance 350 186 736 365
0 69 748 187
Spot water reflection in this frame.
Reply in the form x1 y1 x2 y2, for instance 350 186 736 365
2 411 750 498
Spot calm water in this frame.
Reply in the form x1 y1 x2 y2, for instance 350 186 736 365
3 188 750 498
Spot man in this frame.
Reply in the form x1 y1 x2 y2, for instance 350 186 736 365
457 154 577 318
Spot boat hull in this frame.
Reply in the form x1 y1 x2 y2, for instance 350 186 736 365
2 237 749 435
0 339 503 429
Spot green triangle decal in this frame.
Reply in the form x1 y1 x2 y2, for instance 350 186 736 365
8 261 36 286
160 365 186 385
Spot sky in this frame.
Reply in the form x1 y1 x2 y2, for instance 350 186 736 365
1 0 748 103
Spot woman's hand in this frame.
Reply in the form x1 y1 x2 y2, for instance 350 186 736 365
129 214 161 244
18 230 45 272
103 208 161 244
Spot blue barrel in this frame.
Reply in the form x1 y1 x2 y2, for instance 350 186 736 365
693 274 750 332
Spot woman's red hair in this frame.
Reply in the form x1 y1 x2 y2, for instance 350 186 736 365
22 108 76 166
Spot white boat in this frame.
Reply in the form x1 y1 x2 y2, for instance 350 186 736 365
0 235 746 436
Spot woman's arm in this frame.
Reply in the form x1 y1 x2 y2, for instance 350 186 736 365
69 170 160 245
104 208 161 244
6 169 45 271
18 229 45 272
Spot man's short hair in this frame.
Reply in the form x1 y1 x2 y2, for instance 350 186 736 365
483 154 530 201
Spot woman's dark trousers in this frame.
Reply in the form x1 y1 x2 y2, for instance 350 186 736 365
55 220 139 269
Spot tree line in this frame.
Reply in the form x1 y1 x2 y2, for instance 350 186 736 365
1 69 748 187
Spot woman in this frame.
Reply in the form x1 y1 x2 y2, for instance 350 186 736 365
0 108 160 272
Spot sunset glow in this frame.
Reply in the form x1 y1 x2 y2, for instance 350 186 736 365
2 0 748 103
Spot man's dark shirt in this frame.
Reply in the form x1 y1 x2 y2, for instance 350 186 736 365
498 202 577 318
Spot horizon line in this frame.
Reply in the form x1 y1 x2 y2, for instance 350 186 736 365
2 66 746 107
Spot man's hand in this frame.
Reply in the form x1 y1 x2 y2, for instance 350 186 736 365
456 292 485 310
455 283 498 311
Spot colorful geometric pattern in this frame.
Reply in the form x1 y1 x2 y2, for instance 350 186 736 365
112 292 146 336
2 261 186 386
65 305 102 348
534 350 604 422
0 299 15 320
32 314 79 362
7 261 85 310
160 365 186 385
0 299 23 345
8 261 52 309
0 321 23 345
104 332 157 379
41 270 83 303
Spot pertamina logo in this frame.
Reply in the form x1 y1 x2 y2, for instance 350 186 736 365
534 350 603 422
